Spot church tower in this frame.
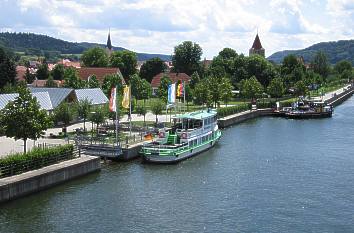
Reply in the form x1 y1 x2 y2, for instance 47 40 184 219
249 33 265 57
106 29 113 56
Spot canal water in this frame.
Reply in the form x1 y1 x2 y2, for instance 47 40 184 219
1 97 354 233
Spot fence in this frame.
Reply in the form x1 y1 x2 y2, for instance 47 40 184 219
0 147 80 179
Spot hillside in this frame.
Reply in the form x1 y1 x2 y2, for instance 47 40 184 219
268 39 354 65
0 32 171 61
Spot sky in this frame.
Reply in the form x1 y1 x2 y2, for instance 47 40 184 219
0 0 354 59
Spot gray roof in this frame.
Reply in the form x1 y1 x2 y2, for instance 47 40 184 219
0 92 53 111
75 88 108 105
28 87 74 108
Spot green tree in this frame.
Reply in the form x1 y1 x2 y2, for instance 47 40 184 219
87 75 100 88
218 48 238 60
219 77 233 106
54 102 73 136
0 47 16 89
89 106 106 132
110 50 137 82
36 63 50 80
45 76 57 87
193 79 211 106
139 79 152 106
51 64 65 80
172 41 202 75
184 84 193 110
189 71 200 89
0 88 51 153
158 75 172 103
246 55 276 87
150 99 165 125
136 104 148 126
139 57 167 83
63 67 85 89
81 47 109 67
24 67 35 84
334 60 352 74
130 74 142 105
311 51 330 78
76 99 91 131
294 80 308 96
102 74 124 97
241 76 263 101
267 77 285 100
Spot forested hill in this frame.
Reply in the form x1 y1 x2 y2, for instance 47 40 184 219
268 39 354 65
0 32 171 61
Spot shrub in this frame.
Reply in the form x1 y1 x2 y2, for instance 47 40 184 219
217 104 250 118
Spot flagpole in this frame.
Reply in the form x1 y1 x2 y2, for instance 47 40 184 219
183 81 186 113
129 85 132 136
115 87 119 147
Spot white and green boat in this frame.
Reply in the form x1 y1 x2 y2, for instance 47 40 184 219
141 109 222 164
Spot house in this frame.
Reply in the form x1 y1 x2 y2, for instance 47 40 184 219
0 92 53 111
151 72 191 96
28 87 76 109
77 67 124 84
15 66 27 82
74 88 109 106
58 59 81 68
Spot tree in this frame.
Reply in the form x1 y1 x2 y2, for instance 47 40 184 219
130 74 142 105
246 55 276 87
139 57 167 83
311 51 330 78
193 79 211 106
172 41 202 75
139 79 152 106
110 50 137 82
87 75 100 88
0 47 16 89
218 48 238 60
150 100 165 125
219 77 233 106
81 47 109 67
89 106 106 132
294 80 308 96
241 76 263 101
0 88 51 153
45 76 57 87
334 60 352 74
36 63 50 80
267 77 285 100
76 99 91 131
205 76 221 108
51 64 65 80
24 67 35 84
157 75 172 103
102 74 124 97
184 84 193 110
54 102 73 137
63 67 85 89
136 104 148 126
189 71 200 89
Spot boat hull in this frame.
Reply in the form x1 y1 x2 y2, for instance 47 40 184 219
285 111 332 119
142 139 219 164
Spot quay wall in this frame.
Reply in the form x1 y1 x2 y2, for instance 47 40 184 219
0 156 100 203
326 86 354 107
122 144 143 161
218 109 274 129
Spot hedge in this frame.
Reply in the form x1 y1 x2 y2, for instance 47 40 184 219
0 144 74 177
217 104 250 118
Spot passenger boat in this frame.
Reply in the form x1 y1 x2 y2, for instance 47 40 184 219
141 109 222 164
285 100 333 119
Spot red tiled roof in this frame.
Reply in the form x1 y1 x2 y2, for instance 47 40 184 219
16 66 27 81
31 79 62 87
77 67 124 83
251 34 263 50
151 73 191 88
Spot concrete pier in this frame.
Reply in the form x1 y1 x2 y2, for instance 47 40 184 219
218 109 274 128
0 156 100 203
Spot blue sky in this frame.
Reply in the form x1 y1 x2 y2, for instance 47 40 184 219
1 0 353 58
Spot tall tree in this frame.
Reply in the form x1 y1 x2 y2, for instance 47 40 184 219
219 77 233 106
334 60 352 74
294 80 308 96
241 76 264 101
189 71 200 89
51 64 65 80
89 106 106 132
24 67 35 84
0 88 51 153
110 50 137 82
102 74 124 97
0 47 16 89
87 75 100 88
311 51 330 78
150 100 164 125
136 104 147 126
157 75 172 103
267 77 285 100
54 102 73 136
193 79 211 107
139 57 167 83
76 99 91 131
36 63 50 80
81 47 109 67
63 67 84 89
172 41 202 75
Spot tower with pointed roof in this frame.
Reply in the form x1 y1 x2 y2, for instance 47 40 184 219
106 29 113 56
249 33 265 57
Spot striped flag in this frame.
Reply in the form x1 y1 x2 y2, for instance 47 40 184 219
177 82 184 97
122 86 130 109
109 87 116 112
168 83 176 103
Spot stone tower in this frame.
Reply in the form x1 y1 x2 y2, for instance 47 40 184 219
249 33 265 57
106 30 113 56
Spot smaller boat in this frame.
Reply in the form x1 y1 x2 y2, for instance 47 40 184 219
141 109 222 164
285 99 333 119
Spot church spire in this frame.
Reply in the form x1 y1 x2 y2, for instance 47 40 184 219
249 32 265 57
106 29 112 51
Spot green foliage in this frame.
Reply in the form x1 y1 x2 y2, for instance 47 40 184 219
36 63 50 80
54 102 74 136
87 75 100 88
334 60 352 74
110 50 137 82
75 99 92 131
63 67 85 89
311 51 330 78
0 88 51 153
219 77 233 106
139 57 167 82
24 67 35 84
247 55 276 87
294 80 308 96
218 48 238 60
136 104 148 125
267 77 285 98
158 75 172 103
193 79 211 106
102 74 124 97
240 76 264 100
45 76 57 87
81 47 109 67
89 106 106 128
150 99 165 124
51 64 65 80
0 144 74 177
216 104 250 118
189 71 200 89
172 41 202 75
0 47 16 89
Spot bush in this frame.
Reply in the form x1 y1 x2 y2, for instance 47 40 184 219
0 144 74 176
217 104 250 118
256 102 275 109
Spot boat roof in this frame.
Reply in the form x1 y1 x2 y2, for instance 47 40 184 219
174 109 216 120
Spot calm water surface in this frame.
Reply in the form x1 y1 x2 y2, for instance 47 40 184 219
1 97 354 233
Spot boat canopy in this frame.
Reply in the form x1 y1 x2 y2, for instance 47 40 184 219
173 109 216 120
